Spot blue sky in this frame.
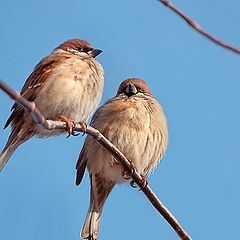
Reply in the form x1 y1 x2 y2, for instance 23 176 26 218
0 0 240 239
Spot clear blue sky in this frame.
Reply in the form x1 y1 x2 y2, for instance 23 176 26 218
0 1 239 239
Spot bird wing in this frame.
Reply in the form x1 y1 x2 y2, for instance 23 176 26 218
4 54 71 129
75 140 90 186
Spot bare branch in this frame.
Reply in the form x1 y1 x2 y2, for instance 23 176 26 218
0 80 191 240
159 0 240 55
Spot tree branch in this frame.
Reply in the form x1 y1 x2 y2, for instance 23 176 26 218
0 80 191 240
159 0 240 55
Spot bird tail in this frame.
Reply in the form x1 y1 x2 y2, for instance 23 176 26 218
81 175 115 240
0 128 33 172
0 144 18 172
81 201 101 240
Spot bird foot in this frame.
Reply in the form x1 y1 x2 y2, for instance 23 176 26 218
130 175 148 191
78 121 87 134
50 114 80 137
138 175 148 191
122 161 136 180
130 180 138 188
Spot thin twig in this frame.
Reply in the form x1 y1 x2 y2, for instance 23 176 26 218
0 80 191 240
159 0 240 55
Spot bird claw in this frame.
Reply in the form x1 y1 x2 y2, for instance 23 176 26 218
130 175 148 191
128 161 136 176
67 121 87 137
130 180 138 188
122 161 136 180
50 114 79 137
78 121 87 135
66 121 78 138
138 175 148 191
122 172 131 180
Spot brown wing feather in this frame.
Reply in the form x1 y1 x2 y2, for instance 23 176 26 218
76 139 92 186
76 156 87 186
4 54 71 129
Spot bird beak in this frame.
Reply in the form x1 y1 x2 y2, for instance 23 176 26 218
125 83 138 96
88 49 103 58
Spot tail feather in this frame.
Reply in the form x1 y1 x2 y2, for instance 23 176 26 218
81 175 115 240
81 209 101 240
0 128 33 172
0 145 18 172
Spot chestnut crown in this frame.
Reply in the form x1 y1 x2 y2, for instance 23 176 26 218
56 39 102 58
117 78 151 97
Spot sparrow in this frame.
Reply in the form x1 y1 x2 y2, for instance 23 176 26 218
76 78 168 240
0 38 104 172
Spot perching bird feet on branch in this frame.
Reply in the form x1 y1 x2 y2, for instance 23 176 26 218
50 114 80 137
130 175 148 191
122 160 136 180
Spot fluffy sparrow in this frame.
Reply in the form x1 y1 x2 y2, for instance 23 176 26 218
0 38 104 172
76 78 168 240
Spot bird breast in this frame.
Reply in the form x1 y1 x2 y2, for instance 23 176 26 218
34 56 104 136
86 96 168 183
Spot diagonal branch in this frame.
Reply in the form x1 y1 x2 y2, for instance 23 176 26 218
0 80 191 240
159 0 240 55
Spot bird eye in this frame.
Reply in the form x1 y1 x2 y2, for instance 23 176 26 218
78 47 93 53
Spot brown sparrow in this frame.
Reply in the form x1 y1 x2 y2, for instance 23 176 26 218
0 38 104 172
76 78 168 240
